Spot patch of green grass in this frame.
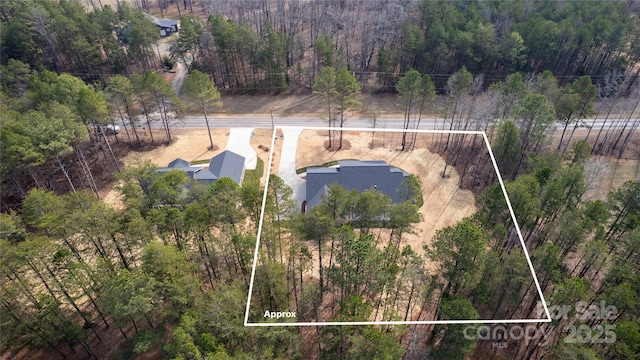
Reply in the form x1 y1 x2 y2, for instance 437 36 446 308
244 157 265 184
190 158 210 165
296 159 357 175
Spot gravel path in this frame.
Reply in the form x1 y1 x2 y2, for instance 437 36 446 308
227 128 257 170
172 62 187 93
277 128 306 206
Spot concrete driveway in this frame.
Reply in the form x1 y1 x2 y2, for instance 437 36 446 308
227 128 257 170
277 128 306 206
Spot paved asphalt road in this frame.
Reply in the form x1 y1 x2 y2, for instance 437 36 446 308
175 116 423 129
114 112 634 132
152 116 634 131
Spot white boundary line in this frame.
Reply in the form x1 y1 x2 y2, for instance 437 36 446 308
244 126 551 326
481 132 552 323
244 126 278 326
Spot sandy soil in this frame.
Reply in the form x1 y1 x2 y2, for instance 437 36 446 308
218 93 411 118
249 128 278 184
120 128 231 166
266 129 285 176
295 129 478 260
583 156 640 201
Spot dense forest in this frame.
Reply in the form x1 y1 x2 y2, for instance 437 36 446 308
250 137 640 359
2 132 639 358
1 0 640 359
2 0 640 91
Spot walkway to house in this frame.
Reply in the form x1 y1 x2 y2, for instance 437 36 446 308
277 127 306 206
227 128 257 170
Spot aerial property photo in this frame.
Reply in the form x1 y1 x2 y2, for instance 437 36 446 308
245 126 549 326
3 0 640 358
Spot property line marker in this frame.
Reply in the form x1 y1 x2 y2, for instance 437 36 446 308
244 126 278 326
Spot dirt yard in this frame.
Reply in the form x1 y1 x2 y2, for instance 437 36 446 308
215 93 408 118
249 128 278 184
120 128 231 166
294 129 478 256
583 156 640 201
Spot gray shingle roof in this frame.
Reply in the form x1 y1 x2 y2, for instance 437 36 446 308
160 151 245 185
156 18 177 28
146 14 178 29
193 169 218 184
208 150 245 185
306 160 409 209
168 158 191 168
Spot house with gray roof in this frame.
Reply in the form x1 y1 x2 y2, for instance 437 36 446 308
156 150 245 186
208 150 245 185
145 14 178 37
305 160 409 210
168 158 191 168
157 157 201 180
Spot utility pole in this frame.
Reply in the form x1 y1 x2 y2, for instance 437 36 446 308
271 107 275 130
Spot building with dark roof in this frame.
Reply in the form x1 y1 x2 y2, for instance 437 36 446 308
208 150 246 185
193 169 218 184
156 165 201 181
156 150 245 185
168 158 191 168
305 160 409 210
146 14 178 37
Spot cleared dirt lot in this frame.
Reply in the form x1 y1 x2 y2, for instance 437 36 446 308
120 128 230 166
583 156 640 201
